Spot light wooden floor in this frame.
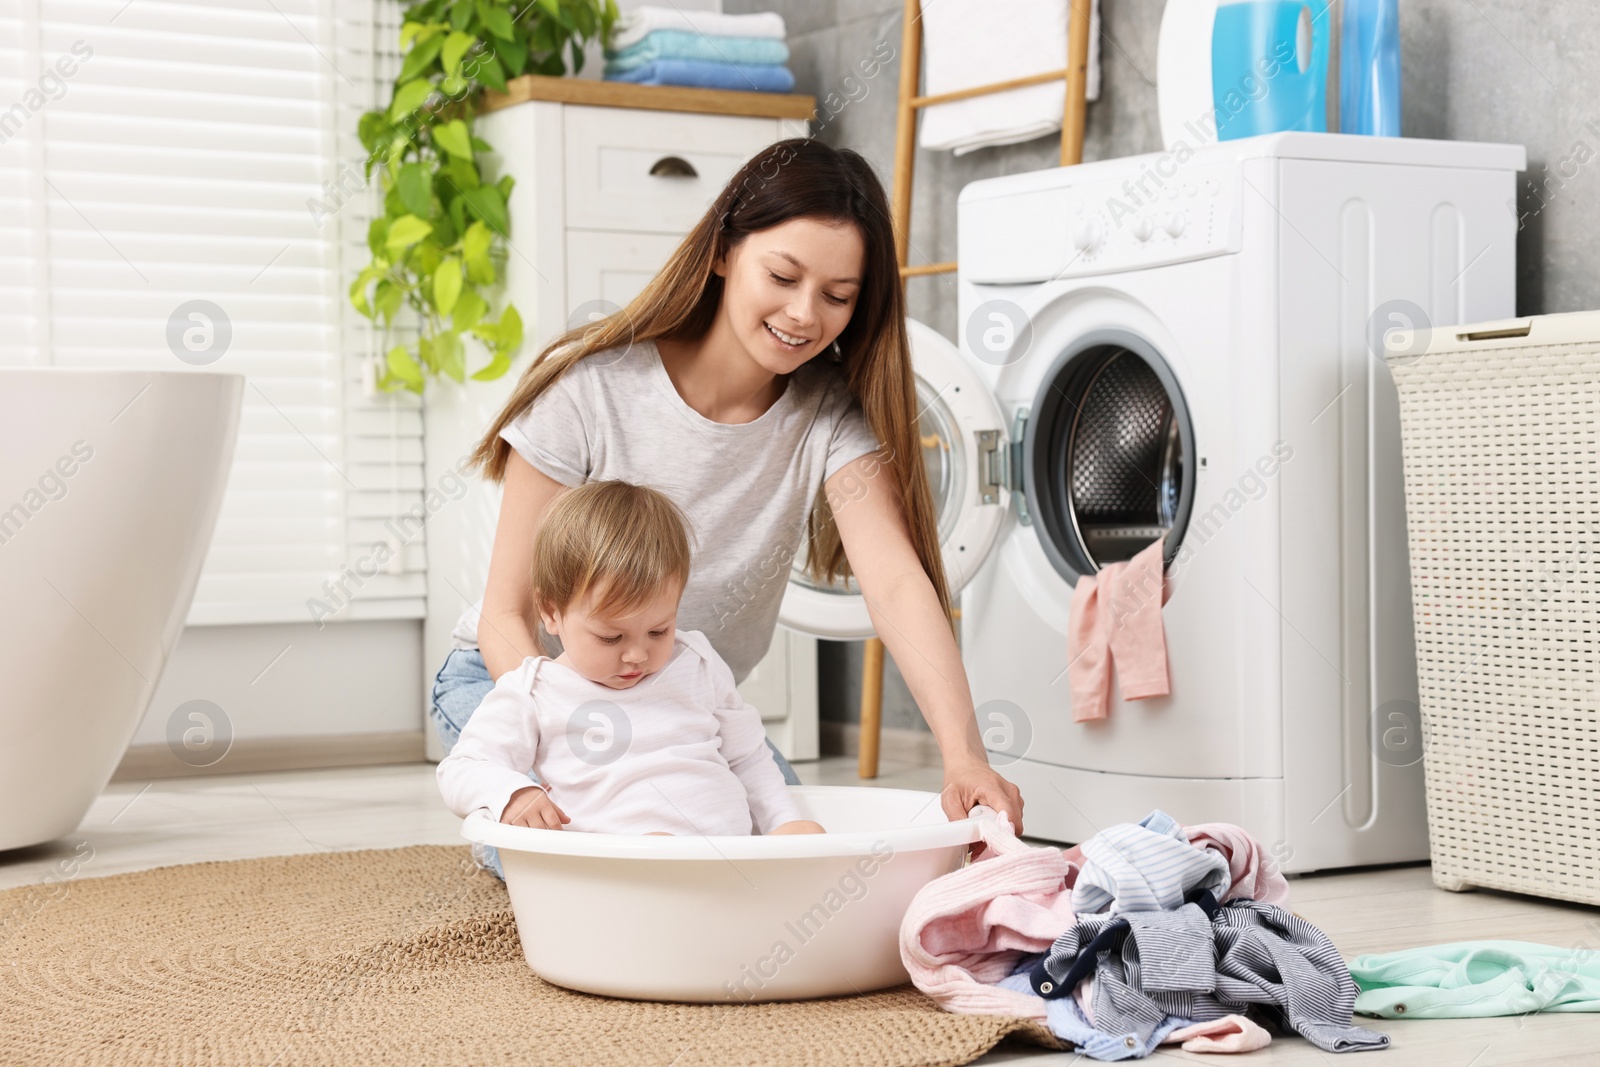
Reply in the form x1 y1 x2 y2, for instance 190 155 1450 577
2 756 1596 1064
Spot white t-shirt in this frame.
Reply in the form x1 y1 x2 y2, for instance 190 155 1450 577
450 337 883 683
435 629 803 835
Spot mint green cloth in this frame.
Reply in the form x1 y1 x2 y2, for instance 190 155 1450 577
604 29 788 74
1350 941 1600 1018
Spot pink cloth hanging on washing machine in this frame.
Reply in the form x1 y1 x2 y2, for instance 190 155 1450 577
1066 536 1170 722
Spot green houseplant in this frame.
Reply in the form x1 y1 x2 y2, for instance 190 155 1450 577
351 0 619 393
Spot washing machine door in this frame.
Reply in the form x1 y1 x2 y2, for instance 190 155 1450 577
777 318 1008 640
1022 328 1196 579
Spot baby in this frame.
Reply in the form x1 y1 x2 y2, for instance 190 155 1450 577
436 479 825 838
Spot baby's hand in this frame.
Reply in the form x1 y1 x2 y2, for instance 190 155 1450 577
500 785 570 830
769 819 826 835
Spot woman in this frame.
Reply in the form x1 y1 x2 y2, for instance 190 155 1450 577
431 137 1023 839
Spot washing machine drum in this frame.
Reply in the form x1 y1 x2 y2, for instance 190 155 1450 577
1025 333 1195 581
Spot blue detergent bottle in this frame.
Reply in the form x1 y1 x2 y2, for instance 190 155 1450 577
1340 0 1401 135
1210 0 1332 140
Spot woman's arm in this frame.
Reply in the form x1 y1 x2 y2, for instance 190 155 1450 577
825 452 1025 831
478 452 571 680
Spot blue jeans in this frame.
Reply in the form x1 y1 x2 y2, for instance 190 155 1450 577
429 648 801 879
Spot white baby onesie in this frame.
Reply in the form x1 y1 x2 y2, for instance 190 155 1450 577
436 629 802 835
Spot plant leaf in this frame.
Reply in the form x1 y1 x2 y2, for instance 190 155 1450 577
375 279 405 325
397 31 445 83
490 33 527 76
461 219 493 262
348 268 376 318
471 349 513 381
473 51 507 93
497 303 523 352
386 344 425 388
357 110 392 153
457 183 507 234
449 0 474 31
475 0 515 41
385 214 434 251
442 30 476 75
366 216 389 256
395 162 432 217
388 78 433 123
433 256 463 315
451 288 488 331
435 330 466 382
431 118 473 160
442 154 480 191
570 0 596 38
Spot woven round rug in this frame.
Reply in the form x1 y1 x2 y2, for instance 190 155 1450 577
0 845 1063 1066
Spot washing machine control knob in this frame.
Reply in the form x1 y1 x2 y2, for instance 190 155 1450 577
1162 211 1187 238
1132 215 1156 242
1072 215 1104 252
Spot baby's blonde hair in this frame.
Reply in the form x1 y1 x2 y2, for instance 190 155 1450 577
532 480 695 620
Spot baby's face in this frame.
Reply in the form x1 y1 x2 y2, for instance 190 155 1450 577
541 580 683 689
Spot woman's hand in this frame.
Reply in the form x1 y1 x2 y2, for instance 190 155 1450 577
769 819 827 835
823 456 1026 837
500 784 570 829
940 760 1024 833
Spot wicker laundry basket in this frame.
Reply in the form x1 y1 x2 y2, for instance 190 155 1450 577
1385 310 1600 906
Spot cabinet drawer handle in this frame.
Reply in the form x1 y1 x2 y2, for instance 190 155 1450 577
649 155 698 178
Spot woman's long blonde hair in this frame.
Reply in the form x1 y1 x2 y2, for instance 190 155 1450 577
470 138 951 621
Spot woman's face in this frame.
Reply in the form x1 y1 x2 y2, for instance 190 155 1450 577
713 215 864 375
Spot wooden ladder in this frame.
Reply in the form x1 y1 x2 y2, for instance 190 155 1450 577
857 0 1093 779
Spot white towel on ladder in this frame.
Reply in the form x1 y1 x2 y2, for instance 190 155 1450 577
917 0 1101 156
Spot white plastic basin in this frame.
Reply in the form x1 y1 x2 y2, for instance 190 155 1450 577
462 785 990 1002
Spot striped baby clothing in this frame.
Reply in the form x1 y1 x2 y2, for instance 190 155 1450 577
1025 888 1390 1054
1070 809 1231 914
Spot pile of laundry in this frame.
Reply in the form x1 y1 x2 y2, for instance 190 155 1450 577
900 809 1391 1059
602 6 794 94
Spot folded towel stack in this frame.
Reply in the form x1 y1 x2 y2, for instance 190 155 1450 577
603 6 794 93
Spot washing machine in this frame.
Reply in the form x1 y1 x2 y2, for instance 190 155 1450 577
777 132 1525 874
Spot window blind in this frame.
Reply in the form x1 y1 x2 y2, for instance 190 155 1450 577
0 0 426 625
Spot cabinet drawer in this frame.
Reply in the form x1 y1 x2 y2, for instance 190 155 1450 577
565 229 681 312
563 105 785 233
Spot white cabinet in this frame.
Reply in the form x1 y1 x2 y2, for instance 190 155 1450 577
423 86 815 762
562 104 789 233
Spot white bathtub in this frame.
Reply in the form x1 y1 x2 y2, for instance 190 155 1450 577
0 370 242 851
463 785 990 1003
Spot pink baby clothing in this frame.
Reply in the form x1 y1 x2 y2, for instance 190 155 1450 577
1184 822 1293 909
899 811 1082 1020
1066 535 1171 722
1160 1014 1274 1053
436 628 801 836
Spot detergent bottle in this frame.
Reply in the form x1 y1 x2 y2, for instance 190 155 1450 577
1340 0 1401 135
1210 0 1333 140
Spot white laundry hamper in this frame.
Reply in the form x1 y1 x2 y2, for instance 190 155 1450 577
1385 310 1600 906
